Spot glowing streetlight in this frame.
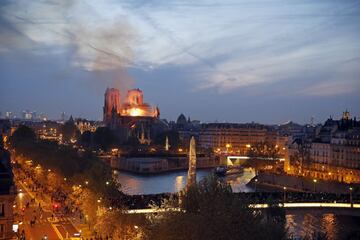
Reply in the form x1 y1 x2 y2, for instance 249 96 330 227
313 179 317 192
254 179 258 192
283 187 287 202
106 181 110 185
85 181 89 185
349 187 353 208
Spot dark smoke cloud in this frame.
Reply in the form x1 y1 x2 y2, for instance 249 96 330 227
0 0 136 92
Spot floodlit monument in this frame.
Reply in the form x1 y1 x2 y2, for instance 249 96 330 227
165 136 169 151
187 136 197 188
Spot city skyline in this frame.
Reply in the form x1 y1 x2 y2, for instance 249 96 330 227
1 0 360 123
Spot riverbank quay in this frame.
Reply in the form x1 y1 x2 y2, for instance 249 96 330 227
114 191 360 210
248 172 360 194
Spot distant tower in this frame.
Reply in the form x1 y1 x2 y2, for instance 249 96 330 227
103 88 121 123
165 136 169 151
342 110 350 120
126 89 144 106
187 136 197 188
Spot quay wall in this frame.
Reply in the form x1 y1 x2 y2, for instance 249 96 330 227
250 172 360 194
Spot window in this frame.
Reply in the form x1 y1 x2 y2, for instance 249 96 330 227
0 224 4 239
0 203 4 217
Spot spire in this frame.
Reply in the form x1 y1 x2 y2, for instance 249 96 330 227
68 115 74 123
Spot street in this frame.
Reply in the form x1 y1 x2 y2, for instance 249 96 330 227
13 168 84 239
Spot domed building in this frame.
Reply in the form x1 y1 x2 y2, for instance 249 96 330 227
177 114 187 126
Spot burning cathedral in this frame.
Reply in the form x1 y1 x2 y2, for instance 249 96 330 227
103 87 166 144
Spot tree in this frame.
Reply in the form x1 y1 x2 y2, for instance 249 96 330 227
144 175 288 240
79 130 92 147
79 189 99 228
93 127 116 151
10 125 36 143
9 125 36 151
94 210 145 240
61 118 80 143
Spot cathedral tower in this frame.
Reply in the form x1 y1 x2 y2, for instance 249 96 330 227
103 88 121 122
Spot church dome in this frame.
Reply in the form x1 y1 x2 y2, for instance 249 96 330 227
177 114 187 125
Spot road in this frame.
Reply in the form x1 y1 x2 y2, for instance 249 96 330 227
14 170 82 240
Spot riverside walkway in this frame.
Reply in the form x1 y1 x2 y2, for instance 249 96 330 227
125 202 360 215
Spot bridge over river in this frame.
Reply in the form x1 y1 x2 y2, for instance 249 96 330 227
114 191 360 215
125 202 360 215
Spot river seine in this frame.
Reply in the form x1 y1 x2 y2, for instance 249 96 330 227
116 168 360 239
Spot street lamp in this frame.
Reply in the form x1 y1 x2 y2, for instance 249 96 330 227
313 179 317 192
283 187 287 203
349 187 353 208
106 181 109 185
254 179 258 192
85 181 89 185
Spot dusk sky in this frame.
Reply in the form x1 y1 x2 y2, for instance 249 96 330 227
1 0 360 124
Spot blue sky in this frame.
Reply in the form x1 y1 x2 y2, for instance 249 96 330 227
1 0 359 123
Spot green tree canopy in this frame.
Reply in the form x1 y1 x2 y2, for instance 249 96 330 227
9 125 36 148
145 175 287 240
61 118 80 142
93 127 116 151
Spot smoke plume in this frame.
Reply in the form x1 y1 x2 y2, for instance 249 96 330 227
1 0 136 88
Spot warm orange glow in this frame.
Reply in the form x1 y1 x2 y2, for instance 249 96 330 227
178 148 183 152
246 144 251 148
129 108 144 117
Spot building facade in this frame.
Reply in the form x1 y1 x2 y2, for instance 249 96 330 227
0 147 16 239
198 123 286 155
286 111 360 183
103 88 159 123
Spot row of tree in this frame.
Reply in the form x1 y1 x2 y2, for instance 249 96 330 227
9 125 120 199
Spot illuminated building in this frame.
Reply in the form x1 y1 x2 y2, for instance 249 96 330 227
103 87 164 144
103 88 121 122
74 119 100 134
286 111 360 183
103 88 159 123
4 112 13 120
199 123 286 154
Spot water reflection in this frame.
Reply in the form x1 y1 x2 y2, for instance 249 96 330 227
322 214 337 240
115 169 360 239
174 175 185 192
286 212 360 239
116 168 254 195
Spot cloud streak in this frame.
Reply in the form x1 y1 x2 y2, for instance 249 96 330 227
1 0 360 95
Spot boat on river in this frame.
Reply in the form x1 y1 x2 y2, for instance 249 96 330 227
214 166 244 176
